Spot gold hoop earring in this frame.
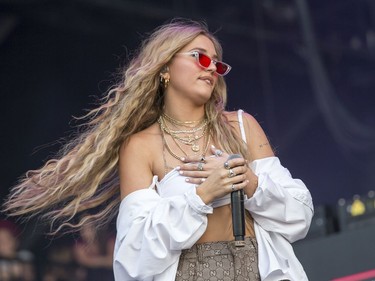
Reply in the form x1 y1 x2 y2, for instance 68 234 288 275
160 75 170 89
164 77 170 88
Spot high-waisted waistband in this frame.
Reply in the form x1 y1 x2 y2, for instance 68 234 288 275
181 237 258 261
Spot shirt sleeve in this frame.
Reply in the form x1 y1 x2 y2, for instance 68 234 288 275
113 177 213 280
244 156 314 243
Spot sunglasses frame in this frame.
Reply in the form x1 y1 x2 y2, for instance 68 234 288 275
176 51 232 76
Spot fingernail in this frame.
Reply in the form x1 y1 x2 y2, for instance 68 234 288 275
176 166 181 170
211 145 216 149
185 178 190 182
179 171 184 175
180 157 186 161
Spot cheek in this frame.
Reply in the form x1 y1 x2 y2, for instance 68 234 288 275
170 66 196 87
170 59 200 79
169 75 192 93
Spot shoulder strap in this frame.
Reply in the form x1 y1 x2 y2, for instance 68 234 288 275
237 109 247 143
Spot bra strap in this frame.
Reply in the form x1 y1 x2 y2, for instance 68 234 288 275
237 109 247 143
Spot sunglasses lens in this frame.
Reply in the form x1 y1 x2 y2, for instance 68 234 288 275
215 62 228 75
196 52 230 76
198 53 212 68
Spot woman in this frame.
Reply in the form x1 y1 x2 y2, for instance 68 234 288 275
4 19 313 280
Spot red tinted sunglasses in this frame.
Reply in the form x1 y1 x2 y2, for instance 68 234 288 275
177 51 232 76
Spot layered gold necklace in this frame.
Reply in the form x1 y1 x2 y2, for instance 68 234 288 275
158 113 210 160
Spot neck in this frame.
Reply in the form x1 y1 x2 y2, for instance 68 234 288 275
163 92 207 122
163 112 204 124
163 107 205 123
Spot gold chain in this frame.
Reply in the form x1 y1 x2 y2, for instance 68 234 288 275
169 126 206 155
160 117 208 134
159 116 207 152
162 112 204 128
160 116 207 142
159 117 211 161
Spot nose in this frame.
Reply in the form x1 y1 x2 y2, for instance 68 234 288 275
206 60 217 74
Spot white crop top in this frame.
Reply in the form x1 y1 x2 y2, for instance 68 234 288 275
156 110 246 209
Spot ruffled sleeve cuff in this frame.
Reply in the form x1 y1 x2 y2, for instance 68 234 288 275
185 188 213 215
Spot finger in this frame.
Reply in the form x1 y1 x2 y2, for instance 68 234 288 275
185 177 206 184
228 166 248 177
223 157 247 169
226 174 248 188
178 162 203 172
227 168 236 178
223 166 247 178
222 169 247 183
226 167 247 178
229 180 249 192
179 170 208 178
179 160 209 172
180 155 206 163
211 146 223 157
210 145 229 158
197 162 204 171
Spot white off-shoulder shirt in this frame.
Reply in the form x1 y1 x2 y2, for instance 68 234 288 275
114 110 314 281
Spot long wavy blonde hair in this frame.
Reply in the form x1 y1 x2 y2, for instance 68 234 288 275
3 19 249 234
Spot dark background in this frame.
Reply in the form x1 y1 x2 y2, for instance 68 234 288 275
2 0 375 208
1 0 375 279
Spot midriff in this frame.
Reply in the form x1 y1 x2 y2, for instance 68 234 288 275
196 204 255 244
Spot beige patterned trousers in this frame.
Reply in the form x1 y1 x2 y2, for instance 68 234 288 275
175 237 260 281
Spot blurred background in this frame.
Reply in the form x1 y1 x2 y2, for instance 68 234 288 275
1 0 375 280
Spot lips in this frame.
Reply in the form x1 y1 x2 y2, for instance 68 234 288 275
198 76 214 86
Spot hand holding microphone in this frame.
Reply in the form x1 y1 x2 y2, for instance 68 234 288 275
225 154 246 247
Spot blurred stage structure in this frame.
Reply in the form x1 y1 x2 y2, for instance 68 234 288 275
296 190 375 280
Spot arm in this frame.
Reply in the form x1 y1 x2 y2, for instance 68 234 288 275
241 112 313 242
114 133 213 280
114 184 212 280
245 156 313 242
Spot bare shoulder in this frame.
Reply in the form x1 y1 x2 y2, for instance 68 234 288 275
225 110 274 160
119 123 161 199
223 110 239 123
121 123 160 153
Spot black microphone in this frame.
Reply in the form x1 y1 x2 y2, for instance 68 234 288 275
227 154 246 247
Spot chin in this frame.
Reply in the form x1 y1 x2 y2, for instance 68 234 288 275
195 93 212 105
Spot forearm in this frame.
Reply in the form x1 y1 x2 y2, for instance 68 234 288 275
243 166 258 198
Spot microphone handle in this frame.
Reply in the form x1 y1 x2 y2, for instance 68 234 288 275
227 154 246 247
231 189 245 247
